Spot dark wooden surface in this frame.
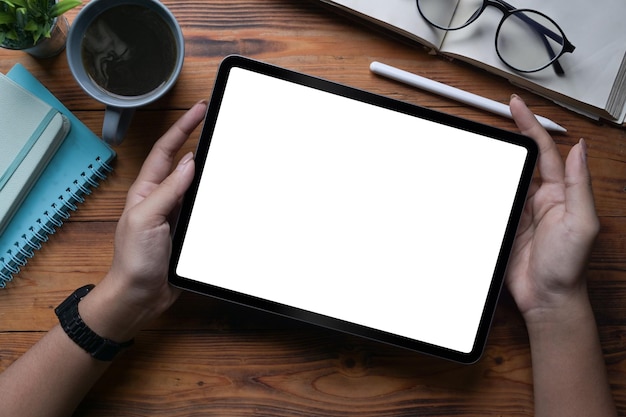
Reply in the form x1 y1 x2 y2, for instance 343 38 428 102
1 1 625 415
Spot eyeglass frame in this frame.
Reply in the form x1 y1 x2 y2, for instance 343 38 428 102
416 0 576 75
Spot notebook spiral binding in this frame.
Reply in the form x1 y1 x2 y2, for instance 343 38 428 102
0 156 113 287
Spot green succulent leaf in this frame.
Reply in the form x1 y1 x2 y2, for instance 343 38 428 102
5 0 28 8
1 0 80 46
50 0 80 17
0 11 16 24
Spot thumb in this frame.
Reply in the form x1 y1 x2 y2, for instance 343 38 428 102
564 139 599 234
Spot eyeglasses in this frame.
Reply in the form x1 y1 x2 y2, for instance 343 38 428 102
416 0 575 74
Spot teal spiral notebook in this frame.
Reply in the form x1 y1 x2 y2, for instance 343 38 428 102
0 64 116 287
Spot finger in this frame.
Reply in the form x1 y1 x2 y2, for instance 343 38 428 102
564 139 600 233
135 100 207 187
510 95 565 185
136 152 196 223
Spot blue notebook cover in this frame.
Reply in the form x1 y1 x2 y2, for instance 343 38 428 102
0 64 116 287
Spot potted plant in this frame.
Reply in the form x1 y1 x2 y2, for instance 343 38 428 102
0 0 81 58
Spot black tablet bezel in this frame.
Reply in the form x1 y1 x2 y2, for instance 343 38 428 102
169 55 538 364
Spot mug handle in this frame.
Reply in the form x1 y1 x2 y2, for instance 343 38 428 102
102 106 135 145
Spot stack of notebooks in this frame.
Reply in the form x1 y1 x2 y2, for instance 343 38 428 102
317 0 626 125
0 64 116 288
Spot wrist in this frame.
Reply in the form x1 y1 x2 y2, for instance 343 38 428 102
56 285 135 361
522 286 594 331
77 268 178 343
77 281 147 344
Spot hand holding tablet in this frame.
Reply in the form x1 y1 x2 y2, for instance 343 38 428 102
169 55 538 363
2 57 613 417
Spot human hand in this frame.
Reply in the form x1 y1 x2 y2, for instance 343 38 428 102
79 101 207 342
505 95 600 322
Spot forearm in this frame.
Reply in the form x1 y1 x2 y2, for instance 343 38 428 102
0 325 111 417
525 290 616 417
0 281 139 417
0 103 202 417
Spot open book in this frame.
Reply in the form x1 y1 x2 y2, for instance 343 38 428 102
317 0 626 124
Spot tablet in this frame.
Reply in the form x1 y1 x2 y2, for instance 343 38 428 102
169 55 537 363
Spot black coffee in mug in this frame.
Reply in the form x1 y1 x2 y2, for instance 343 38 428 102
81 4 178 97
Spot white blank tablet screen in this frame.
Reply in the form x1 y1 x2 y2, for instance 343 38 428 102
176 67 529 355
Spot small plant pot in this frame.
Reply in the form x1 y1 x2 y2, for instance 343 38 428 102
1 14 69 58
0 0 74 58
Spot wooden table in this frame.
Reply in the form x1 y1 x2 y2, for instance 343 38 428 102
1 1 625 415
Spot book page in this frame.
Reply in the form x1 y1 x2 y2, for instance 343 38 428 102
439 0 626 120
319 0 450 50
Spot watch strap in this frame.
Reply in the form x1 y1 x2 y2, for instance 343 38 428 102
55 284 134 361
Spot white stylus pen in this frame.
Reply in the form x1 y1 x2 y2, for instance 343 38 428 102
370 61 567 133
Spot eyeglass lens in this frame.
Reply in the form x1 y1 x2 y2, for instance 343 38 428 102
417 0 486 30
496 11 565 72
417 0 567 72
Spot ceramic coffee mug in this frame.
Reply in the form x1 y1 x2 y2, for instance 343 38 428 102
67 0 184 145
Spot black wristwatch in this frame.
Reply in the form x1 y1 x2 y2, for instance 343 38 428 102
55 284 134 361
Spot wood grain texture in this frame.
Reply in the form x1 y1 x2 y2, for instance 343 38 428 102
1 0 625 415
